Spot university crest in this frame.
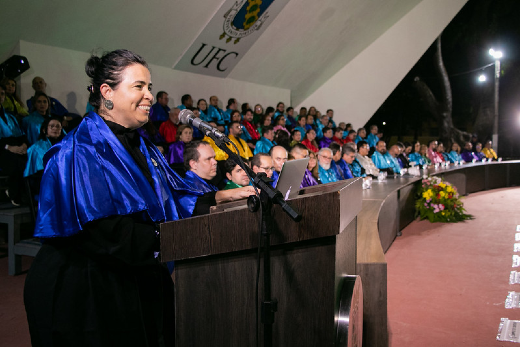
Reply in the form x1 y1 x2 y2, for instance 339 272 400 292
220 0 274 44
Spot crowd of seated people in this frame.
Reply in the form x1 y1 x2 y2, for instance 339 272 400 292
1 77 504 208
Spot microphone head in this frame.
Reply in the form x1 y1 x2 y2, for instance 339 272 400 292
179 109 195 125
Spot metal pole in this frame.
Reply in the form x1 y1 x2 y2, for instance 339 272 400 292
492 59 500 152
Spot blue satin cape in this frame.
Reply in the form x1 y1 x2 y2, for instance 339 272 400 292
183 170 218 193
35 112 201 238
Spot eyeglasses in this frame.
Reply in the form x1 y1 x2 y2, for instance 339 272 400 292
260 166 274 172
319 155 332 160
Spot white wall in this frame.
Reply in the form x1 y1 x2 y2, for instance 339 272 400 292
295 0 468 128
17 41 290 115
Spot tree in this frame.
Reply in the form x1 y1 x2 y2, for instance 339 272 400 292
413 36 471 146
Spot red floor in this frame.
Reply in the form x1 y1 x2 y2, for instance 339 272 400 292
1 187 519 346
387 187 520 346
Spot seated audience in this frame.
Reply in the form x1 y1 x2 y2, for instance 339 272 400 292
355 128 366 143
419 144 432 165
253 104 264 125
306 113 316 130
23 92 52 145
289 129 302 147
167 124 193 165
159 107 180 144
0 84 28 205
435 142 449 163
326 109 337 128
150 91 170 127
271 145 288 187
482 140 497 160
387 145 402 174
24 117 65 196
224 98 238 124
183 141 255 215
251 153 274 181
294 115 308 138
254 126 276 155
329 142 347 180
336 144 357 179
240 108 260 146
446 142 462 163
189 107 205 139
427 140 443 164
2 77 28 117
274 129 291 151
227 121 253 160
355 140 379 176
474 142 486 161
241 103 250 117
178 94 193 110
273 102 285 120
332 128 345 145
461 142 479 162
27 77 69 117
273 116 290 136
315 114 329 139
408 141 425 166
302 128 319 153
396 142 410 168
289 144 318 187
198 98 209 122
207 96 225 125
317 147 340 184
223 158 250 190
371 140 400 174
344 129 357 143
257 113 272 136
285 107 297 129
366 125 379 148
299 107 307 118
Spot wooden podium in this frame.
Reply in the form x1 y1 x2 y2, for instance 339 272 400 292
160 178 363 346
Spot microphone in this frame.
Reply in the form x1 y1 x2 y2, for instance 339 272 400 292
178 109 230 143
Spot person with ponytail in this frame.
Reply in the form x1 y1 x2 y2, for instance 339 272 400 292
24 49 202 347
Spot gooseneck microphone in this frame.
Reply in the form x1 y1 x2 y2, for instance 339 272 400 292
178 109 230 143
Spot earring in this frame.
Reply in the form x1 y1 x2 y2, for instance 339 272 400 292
104 99 114 110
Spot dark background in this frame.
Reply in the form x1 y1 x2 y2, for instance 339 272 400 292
367 0 520 158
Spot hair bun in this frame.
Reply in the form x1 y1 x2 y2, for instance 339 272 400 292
85 55 102 78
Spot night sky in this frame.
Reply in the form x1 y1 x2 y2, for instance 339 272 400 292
368 0 520 158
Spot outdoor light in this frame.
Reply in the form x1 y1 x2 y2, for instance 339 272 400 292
489 49 503 59
478 74 487 82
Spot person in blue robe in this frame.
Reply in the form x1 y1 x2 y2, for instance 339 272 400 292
23 92 54 145
149 91 170 127
0 84 28 205
349 159 366 177
355 128 367 144
207 96 225 125
26 77 68 117
317 148 339 184
23 50 205 347
335 158 354 179
254 126 276 155
372 142 401 174
365 125 380 148
24 117 66 198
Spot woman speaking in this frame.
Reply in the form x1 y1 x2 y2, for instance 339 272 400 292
24 49 200 346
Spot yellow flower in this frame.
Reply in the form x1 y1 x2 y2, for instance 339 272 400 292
422 189 433 200
439 191 445 198
446 186 453 193
439 183 446 188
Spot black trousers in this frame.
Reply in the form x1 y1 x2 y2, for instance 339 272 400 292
0 149 27 203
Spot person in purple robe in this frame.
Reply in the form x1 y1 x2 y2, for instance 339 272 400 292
461 142 479 162
318 127 334 148
301 151 319 187
167 124 193 165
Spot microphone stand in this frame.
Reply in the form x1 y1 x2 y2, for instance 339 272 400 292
209 133 301 347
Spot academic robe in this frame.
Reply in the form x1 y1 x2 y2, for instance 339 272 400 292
24 112 201 347
184 170 219 193
318 137 333 149
254 137 275 155
318 164 339 184
349 159 366 177
408 152 426 166
461 150 478 162
207 105 225 125
4 95 29 116
167 140 186 164
301 139 319 153
27 96 68 117
149 102 170 124
366 133 379 148
300 169 318 187
447 151 462 163
241 120 260 141
354 135 365 144
22 111 47 145
336 159 354 179
24 138 52 177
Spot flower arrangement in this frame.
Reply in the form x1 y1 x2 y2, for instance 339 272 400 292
415 176 473 223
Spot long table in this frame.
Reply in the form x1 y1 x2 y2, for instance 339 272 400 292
358 160 520 347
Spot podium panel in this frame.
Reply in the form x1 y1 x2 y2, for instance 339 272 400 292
160 178 362 346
